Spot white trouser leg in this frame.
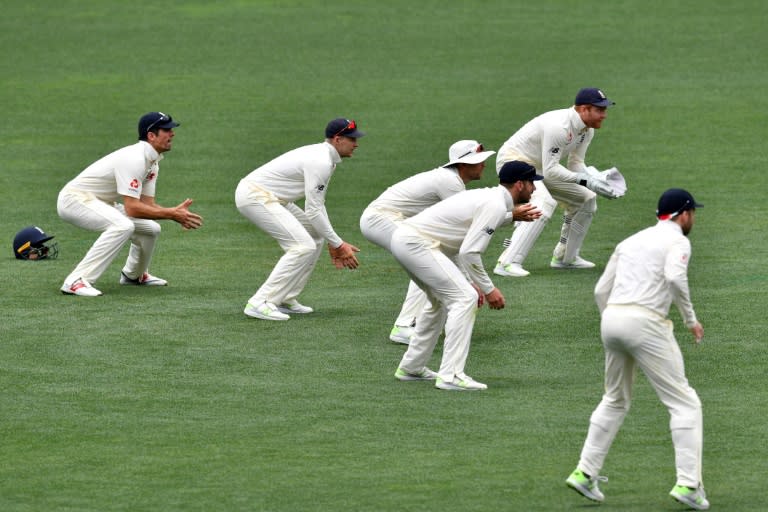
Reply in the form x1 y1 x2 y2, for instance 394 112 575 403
394 280 428 327
544 180 596 261
635 315 703 488
555 204 594 263
57 190 135 285
237 199 321 306
392 228 478 382
281 203 323 303
113 204 162 279
496 183 557 266
360 207 424 326
577 309 634 476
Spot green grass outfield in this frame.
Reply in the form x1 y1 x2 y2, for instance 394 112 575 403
1 1 766 510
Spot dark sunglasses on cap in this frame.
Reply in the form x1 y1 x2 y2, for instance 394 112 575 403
145 113 172 133
333 119 357 138
458 143 484 159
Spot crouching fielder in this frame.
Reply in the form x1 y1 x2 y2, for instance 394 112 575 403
236 118 363 321
391 161 542 391
566 188 709 510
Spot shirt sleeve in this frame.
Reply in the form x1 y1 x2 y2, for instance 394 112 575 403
457 204 505 294
302 159 343 247
665 237 698 327
566 130 593 173
115 154 149 199
540 127 580 183
594 250 617 313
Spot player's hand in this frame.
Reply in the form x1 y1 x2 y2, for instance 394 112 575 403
576 173 617 199
328 242 360 270
689 322 704 344
176 198 203 230
512 204 542 222
485 287 505 310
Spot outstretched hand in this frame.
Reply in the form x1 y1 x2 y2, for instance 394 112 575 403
328 242 360 269
175 198 203 230
512 204 542 222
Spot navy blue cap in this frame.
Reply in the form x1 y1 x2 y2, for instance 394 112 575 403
656 188 703 219
574 88 615 107
325 118 365 138
498 161 544 184
138 112 179 140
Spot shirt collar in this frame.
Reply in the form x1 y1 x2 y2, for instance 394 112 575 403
569 107 589 134
657 219 683 234
324 141 342 164
139 140 163 163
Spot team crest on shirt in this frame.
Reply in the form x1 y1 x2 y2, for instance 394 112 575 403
483 226 495 236
550 147 560 155
130 179 140 190
315 184 325 192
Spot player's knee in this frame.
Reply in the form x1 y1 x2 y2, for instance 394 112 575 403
288 240 318 259
110 218 135 240
583 195 597 213
149 221 161 236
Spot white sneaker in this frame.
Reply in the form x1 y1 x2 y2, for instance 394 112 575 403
277 300 313 314
244 301 290 321
394 367 438 381
389 325 414 344
61 278 102 297
493 262 530 277
120 272 168 286
670 485 710 510
435 373 487 391
550 256 595 269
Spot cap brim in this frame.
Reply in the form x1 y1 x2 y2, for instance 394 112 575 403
591 100 615 107
343 129 365 138
157 121 180 129
444 150 496 167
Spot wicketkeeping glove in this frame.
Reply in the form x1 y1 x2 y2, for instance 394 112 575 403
576 172 617 198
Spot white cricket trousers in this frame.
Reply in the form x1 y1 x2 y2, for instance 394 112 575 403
390 226 478 383
359 206 428 327
235 182 323 306
57 188 161 286
577 305 704 488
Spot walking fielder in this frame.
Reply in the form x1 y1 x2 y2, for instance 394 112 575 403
566 188 709 510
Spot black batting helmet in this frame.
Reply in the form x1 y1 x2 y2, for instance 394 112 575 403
13 226 59 260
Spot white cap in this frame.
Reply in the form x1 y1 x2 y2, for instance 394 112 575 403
444 140 495 167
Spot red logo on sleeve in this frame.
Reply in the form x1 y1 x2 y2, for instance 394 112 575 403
146 172 156 181
130 179 140 189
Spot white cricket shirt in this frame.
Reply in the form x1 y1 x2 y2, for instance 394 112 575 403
63 141 161 202
240 141 343 247
403 185 513 294
594 220 698 327
366 166 465 217
496 107 593 182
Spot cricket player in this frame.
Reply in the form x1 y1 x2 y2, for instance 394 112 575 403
391 161 542 391
361 140 497 344
236 118 363 321
57 112 203 297
566 188 708 510
494 87 621 277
